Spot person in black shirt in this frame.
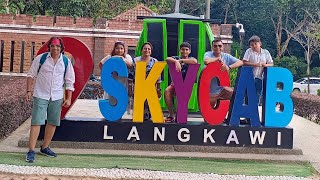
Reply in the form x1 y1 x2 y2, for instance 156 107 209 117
164 42 198 123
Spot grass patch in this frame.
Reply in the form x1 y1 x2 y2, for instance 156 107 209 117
0 152 314 177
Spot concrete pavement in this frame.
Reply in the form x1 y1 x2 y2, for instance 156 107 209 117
0 99 319 173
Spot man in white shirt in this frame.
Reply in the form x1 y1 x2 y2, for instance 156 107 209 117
243 35 273 105
25 37 75 163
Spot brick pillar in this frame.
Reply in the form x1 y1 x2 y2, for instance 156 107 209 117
93 37 106 75
95 18 107 29
220 24 233 54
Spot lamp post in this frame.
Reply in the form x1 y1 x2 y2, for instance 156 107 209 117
235 23 245 56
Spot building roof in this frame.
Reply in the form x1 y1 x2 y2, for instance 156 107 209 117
155 13 201 19
113 4 155 21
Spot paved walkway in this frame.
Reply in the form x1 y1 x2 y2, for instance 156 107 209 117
0 99 319 174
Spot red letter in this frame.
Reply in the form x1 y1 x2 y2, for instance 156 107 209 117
199 62 231 125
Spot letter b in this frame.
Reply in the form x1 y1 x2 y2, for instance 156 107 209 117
262 67 293 127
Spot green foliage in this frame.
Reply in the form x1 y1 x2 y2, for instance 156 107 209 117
310 67 320 77
142 0 173 14
4 0 141 19
229 68 238 87
317 89 320 96
231 41 242 58
274 56 307 80
0 0 7 13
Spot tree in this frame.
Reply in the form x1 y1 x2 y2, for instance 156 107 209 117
0 0 9 13
8 0 35 14
274 56 307 80
291 10 320 93
266 0 308 59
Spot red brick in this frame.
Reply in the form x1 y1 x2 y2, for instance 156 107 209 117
0 14 13 24
14 14 33 26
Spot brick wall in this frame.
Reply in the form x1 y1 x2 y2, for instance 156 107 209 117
220 24 233 36
0 13 232 75
108 19 143 31
0 14 140 75
210 24 221 36
14 14 33 26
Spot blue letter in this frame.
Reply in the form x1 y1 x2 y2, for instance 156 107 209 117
229 66 260 127
262 67 293 127
99 57 128 121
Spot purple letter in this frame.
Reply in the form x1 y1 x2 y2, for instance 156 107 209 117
168 63 200 124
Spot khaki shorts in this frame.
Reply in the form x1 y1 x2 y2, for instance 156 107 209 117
31 97 63 126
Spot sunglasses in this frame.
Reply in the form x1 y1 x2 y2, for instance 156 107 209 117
213 45 223 48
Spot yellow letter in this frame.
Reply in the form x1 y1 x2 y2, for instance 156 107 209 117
133 61 166 123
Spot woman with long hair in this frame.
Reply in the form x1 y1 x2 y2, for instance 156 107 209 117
99 41 133 106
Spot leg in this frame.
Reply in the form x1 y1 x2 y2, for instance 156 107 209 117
164 85 175 117
44 98 63 148
28 125 41 151
254 78 263 105
29 97 48 150
210 95 218 109
26 97 48 162
144 101 151 120
219 87 234 100
42 124 56 148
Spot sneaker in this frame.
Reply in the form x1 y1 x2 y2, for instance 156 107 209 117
25 150 35 163
40 146 57 157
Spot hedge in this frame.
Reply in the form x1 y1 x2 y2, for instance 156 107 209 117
0 77 32 140
291 92 320 125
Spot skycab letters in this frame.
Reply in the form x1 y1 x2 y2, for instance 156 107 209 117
99 57 294 128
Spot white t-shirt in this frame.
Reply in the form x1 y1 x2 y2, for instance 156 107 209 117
243 48 273 79
100 54 133 104
100 54 133 65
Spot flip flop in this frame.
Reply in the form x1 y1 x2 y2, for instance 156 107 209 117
165 116 175 123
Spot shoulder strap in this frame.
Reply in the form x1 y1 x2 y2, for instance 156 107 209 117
62 55 68 78
38 52 49 74
37 53 69 78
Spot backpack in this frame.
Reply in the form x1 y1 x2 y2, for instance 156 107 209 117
37 52 68 77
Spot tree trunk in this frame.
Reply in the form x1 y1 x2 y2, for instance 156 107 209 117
174 0 180 13
206 0 210 19
224 7 229 24
306 51 310 94
273 14 283 59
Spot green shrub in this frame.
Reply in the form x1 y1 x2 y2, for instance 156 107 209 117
291 93 320 125
317 89 320 96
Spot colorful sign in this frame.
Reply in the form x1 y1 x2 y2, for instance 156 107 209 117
99 57 293 128
38 42 294 149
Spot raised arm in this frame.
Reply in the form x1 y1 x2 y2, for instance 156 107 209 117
180 57 197 64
